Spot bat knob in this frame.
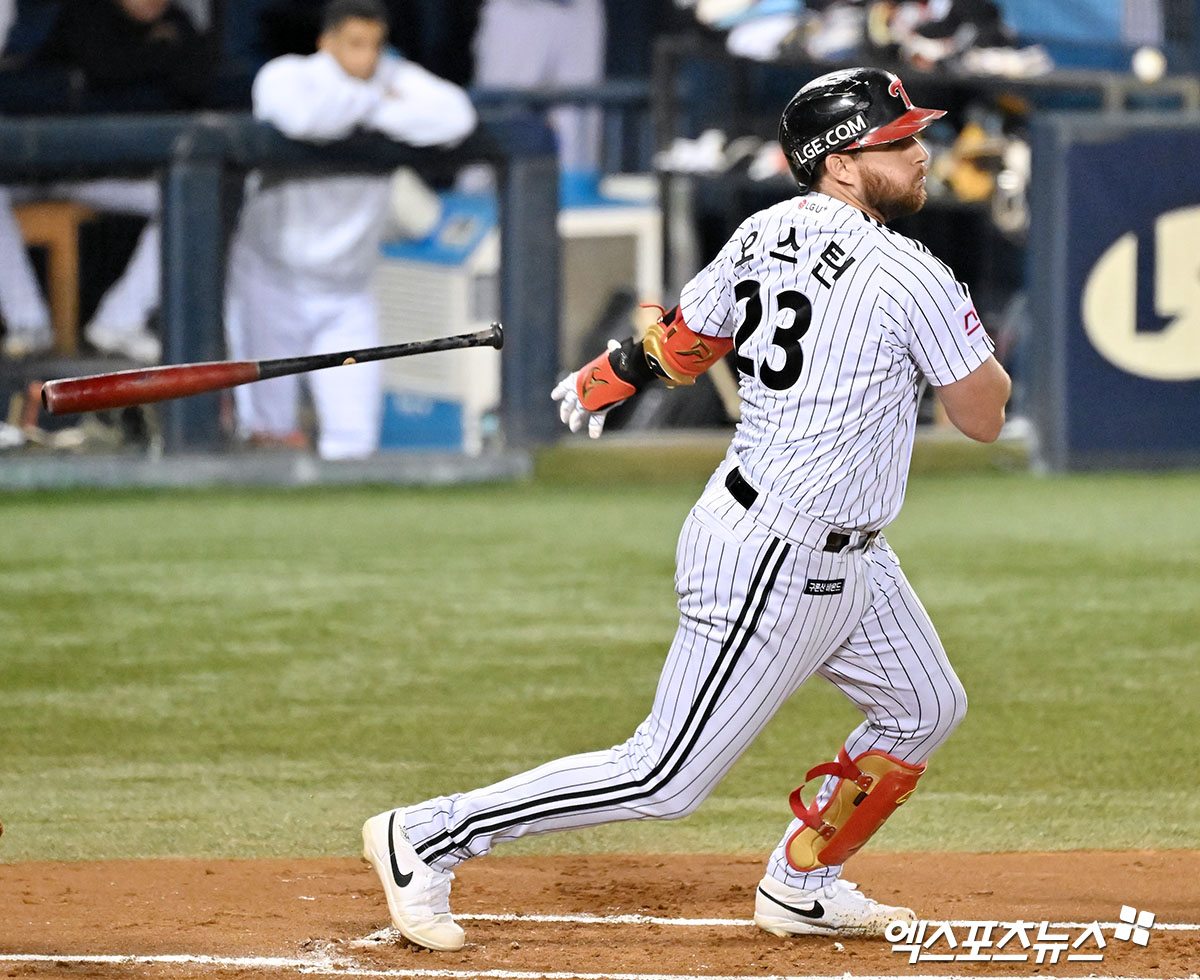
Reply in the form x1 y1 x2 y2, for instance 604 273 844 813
489 322 504 350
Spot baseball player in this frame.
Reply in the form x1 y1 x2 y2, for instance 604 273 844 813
224 0 476 459
363 67 1011 951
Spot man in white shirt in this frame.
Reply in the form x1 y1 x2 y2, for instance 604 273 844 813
225 0 476 459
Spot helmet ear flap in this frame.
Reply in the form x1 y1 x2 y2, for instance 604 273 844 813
806 157 829 190
790 157 826 193
782 143 833 194
784 150 814 191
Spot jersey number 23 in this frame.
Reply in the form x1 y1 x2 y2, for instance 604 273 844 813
732 279 812 390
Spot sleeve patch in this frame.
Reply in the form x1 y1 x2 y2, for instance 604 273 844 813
961 304 983 337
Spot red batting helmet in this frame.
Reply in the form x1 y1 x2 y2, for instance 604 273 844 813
778 67 946 191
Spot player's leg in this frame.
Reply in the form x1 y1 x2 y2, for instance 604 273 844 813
84 219 162 363
756 538 965 934
545 0 606 176
0 186 53 357
46 179 161 358
226 249 307 442
459 0 554 192
472 0 552 89
364 482 873 948
223 244 254 433
306 291 382 460
50 176 162 361
403 505 872 864
821 541 967 765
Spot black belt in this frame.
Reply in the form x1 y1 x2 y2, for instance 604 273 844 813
822 530 879 553
724 467 879 553
724 465 759 509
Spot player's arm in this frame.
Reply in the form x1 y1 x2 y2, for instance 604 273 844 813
552 305 733 438
931 354 1011 443
252 55 381 142
368 58 477 147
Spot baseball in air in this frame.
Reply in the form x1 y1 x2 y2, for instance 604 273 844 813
343 357 357 365
1132 46 1166 83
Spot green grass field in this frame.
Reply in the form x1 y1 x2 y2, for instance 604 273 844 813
2 459 1198 863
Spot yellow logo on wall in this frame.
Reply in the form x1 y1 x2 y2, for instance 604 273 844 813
1081 206 1200 380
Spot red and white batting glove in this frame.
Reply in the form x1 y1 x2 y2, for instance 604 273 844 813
551 340 633 439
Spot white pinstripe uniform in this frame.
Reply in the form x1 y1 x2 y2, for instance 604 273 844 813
403 190 995 891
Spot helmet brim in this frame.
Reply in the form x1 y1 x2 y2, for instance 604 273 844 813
848 107 946 149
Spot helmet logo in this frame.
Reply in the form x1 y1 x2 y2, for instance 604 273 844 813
796 113 868 166
888 77 914 110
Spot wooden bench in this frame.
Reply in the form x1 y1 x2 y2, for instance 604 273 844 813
14 200 98 354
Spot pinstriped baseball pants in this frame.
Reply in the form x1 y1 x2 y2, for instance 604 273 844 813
404 479 967 889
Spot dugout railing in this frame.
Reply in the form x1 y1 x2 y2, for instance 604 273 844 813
0 111 562 453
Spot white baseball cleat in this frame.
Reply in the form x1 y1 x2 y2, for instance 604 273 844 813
753 874 916 937
362 809 466 951
2 326 54 359
84 322 161 364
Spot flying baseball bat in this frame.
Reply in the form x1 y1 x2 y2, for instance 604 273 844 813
41 322 504 416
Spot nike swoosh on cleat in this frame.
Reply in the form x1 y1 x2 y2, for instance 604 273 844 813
758 886 825 919
387 811 414 887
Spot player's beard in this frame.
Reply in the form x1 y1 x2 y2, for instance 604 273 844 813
861 165 927 222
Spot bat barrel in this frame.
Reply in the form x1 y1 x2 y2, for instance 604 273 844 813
41 362 261 415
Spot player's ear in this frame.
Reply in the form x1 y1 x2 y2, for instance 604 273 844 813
823 151 854 183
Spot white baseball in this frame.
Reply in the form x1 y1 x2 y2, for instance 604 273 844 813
1131 46 1166 84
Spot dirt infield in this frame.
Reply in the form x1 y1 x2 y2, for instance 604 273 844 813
2 851 1197 979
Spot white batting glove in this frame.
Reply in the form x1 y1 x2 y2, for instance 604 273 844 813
552 340 628 439
551 340 627 439
551 370 609 439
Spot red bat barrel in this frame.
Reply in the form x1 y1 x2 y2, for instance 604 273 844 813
41 362 262 415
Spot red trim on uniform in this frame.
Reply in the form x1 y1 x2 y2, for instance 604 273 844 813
847 107 946 150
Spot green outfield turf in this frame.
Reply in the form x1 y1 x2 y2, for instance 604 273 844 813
1 463 1198 862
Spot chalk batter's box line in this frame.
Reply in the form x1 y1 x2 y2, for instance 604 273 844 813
3 916 1193 979
446 913 1199 930
0 957 1186 980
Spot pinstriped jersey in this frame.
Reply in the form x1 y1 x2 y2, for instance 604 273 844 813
679 192 994 530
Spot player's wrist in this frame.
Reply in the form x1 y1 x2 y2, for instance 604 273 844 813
575 345 643 411
608 338 660 389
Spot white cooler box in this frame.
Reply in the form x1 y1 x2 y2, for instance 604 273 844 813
374 193 501 454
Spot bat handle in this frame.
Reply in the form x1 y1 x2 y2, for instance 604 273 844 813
488 322 504 349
